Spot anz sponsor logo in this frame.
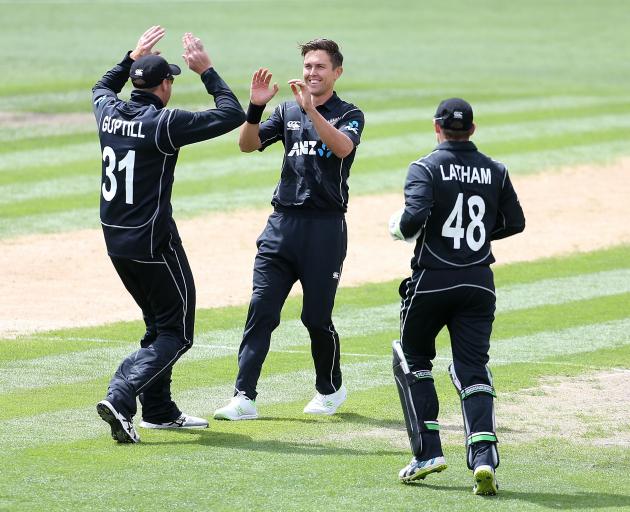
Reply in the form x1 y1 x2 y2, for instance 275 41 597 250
342 120 360 135
288 140 317 156
287 141 333 158
287 120 301 131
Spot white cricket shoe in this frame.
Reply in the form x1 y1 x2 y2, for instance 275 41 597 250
303 384 347 415
399 456 447 483
213 391 258 420
96 399 140 444
473 465 498 496
139 413 209 429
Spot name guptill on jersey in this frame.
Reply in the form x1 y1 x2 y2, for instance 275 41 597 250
101 116 145 138
439 164 491 184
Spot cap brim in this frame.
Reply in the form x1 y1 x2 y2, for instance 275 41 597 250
169 64 182 76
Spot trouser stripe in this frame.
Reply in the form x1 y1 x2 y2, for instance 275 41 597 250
136 249 191 395
412 370 434 381
400 269 425 339
468 432 498 445
327 324 338 393
460 383 496 399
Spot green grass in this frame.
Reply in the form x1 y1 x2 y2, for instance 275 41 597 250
2 1 630 509
1 0 629 237
1 246 630 510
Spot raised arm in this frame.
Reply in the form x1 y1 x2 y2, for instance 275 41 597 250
288 80 355 158
166 33 246 149
93 26 165 100
239 68 280 152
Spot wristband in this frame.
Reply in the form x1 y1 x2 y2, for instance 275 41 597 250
246 102 266 124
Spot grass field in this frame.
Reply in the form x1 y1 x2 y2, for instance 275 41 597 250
1 0 630 510
1 0 630 238
2 247 630 510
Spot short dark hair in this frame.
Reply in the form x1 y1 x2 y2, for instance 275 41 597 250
299 38 343 68
441 127 474 141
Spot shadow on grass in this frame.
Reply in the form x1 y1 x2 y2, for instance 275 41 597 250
499 489 630 509
219 412 404 429
406 482 630 509
333 412 403 429
252 416 322 424
142 428 400 456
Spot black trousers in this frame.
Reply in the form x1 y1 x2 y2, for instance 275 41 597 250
235 210 347 399
106 239 195 422
399 266 496 463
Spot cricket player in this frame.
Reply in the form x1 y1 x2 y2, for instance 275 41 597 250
93 26 245 443
214 39 364 420
389 98 525 494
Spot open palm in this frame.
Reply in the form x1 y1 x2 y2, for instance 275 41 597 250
251 68 279 106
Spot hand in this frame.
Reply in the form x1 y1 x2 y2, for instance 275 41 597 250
288 79 314 112
182 32 213 74
389 208 423 243
130 26 165 61
389 208 406 241
249 68 279 106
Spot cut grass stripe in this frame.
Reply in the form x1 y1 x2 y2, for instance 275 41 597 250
2 320 629 453
490 318 630 362
0 150 279 206
497 269 630 311
363 98 614 124
493 245 630 285
2 288 629 394
0 142 96 173
0 292 625 419
4 265 629 363
1 137 626 239
2 109 628 178
0 360 388 453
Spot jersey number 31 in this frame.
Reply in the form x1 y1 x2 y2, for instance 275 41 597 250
101 146 135 204
442 193 486 251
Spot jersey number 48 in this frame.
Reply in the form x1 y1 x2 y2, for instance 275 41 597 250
442 193 486 251
101 146 135 205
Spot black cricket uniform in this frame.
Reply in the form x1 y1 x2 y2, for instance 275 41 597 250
92 52 245 422
398 140 525 468
235 93 364 399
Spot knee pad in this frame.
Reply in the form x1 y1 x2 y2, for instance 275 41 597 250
448 362 499 469
393 340 441 457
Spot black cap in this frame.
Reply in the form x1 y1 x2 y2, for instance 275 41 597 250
130 55 181 89
434 98 473 131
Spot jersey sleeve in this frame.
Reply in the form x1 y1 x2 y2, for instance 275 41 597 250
166 68 246 149
338 107 364 147
257 104 285 151
92 52 133 117
491 168 526 240
399 160 434 238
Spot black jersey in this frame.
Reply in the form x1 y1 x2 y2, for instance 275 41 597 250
92 53 245 258
258 93 364 213
400 140 525 270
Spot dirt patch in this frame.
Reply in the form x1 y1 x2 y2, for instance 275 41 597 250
494 370 630 447
0 111 93 129
1 159 630 337
327 370 630 449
